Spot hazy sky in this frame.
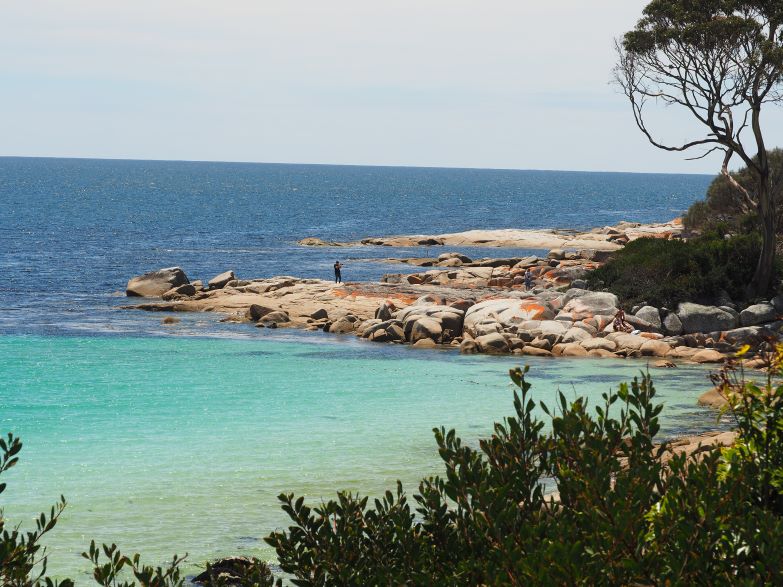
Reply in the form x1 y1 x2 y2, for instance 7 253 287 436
2 0 782 173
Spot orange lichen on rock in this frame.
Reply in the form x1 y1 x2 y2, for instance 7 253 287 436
518 302 549 320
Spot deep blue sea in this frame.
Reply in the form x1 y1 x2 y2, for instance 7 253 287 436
1 157 711 337
0 158 717 580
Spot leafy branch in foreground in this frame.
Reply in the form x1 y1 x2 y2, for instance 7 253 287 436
267 356 783 585
82 541 186 587
5 349 783 585
0 432 72 587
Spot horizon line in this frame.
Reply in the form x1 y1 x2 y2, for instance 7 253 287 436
0 154 715 177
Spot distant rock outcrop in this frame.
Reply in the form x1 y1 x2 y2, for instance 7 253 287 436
209 270 236 290
126 267 189 297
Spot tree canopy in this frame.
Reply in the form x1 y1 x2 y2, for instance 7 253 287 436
616 0 783 295
685 148 783 233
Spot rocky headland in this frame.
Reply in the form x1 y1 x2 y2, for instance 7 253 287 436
121 219 782 375
298 219 683 250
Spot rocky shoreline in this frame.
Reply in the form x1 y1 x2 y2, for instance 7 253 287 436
121 219 783 407
298 219 684 250
123 268 781 366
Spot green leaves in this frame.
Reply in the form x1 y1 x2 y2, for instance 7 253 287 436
587 232 767 308
4 354 783 585
263 364 783 584
81 540 187 587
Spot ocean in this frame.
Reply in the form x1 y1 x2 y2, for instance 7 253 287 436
0 157 716 581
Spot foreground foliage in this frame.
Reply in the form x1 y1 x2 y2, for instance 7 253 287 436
4 350 783 585
264 356 783 585
586 231 768 308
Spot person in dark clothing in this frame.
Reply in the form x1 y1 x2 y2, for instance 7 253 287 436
334 261 343 283
524 268 533 290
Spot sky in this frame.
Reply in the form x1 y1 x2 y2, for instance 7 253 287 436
2 0 782 174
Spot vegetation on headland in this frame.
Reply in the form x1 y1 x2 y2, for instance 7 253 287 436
587 149 783 310
616 1 783 296
685 148 783 238
4 349 783 586
586 230 774 309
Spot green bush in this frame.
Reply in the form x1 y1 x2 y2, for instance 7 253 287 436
0 436 275 587
5 358 783 585
264 363 783 585
586 232 768 308
684 148 783 234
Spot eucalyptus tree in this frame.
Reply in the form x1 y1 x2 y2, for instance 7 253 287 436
615 0 783 296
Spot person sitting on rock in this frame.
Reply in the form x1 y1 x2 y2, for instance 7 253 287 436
613 308 632 333
334 261 343 283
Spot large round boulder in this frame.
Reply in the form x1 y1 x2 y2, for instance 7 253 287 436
209 270 236 290
562 327 591 344
607 332 647 351
475 333 509 354
560 343 588 357
634 306 662 330
739 303 777 327
539 320 569 336
460 339 479 354
329 314 359 334
246 304 276 321
561 291 619 321
522 346 553 357
259 310 290 324
663 312 683 335
365 320 404 342
676 303 737 334
397 305 465 334
161 283 197 300
463 299 553 337
409 317 443 343
126 267 189 297
691 349 726 364
640 339 671 357
580 338 617 352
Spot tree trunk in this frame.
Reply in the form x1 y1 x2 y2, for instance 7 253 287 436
750 182 776 297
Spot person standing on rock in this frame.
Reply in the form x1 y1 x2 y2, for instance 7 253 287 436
524 268 533 290
334 261 343 283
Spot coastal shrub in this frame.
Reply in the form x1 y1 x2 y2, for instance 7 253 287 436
266 357 783 585
0 436 274 587
585 232 767 308
0 435 190 587
0 433 74 587
684 148 783 235
5 355 783 585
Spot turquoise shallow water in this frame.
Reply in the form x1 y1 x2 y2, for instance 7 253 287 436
0 159 721 582
0 333 721 581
